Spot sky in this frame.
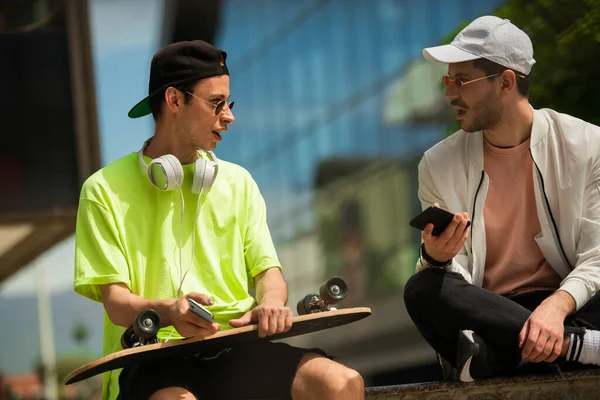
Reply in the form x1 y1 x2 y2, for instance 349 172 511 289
0 0 164 299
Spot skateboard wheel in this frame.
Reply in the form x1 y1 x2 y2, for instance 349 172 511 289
297 293 323 315
319 276 348 305
133 309 161 339
120 326 136 349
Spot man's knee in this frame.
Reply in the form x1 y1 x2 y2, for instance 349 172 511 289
404 268 446 312
320 365 364 400
293 353 364 400
148 386 197 400
326 365 363 395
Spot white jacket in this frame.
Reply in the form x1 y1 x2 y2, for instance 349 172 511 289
416 108 600 311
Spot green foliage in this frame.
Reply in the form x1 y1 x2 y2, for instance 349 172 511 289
443 0 600 132
495 0 600 125
72 320 89 346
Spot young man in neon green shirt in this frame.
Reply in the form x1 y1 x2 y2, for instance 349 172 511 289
73 40 364 400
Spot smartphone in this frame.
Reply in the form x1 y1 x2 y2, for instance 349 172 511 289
188 298 214 323
409 206 470 236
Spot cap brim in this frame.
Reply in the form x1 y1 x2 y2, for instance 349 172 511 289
423 44 480 64
127 96 152 119
128 84 169 118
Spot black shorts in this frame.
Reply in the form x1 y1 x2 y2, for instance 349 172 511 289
116 341 330 400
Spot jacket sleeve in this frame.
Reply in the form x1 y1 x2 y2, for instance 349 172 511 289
559 162 600 311
415 154 473 283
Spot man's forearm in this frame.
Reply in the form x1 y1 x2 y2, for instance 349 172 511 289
255 268 288 306
100 283 176 328
545 289 577 318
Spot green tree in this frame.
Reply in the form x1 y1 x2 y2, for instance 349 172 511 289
443 0 600 132
496 0 600 125
72 320 89 349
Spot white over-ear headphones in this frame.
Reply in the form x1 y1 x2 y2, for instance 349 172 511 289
137 140 219 193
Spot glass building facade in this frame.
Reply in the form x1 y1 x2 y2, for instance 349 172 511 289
209 0 503 385
215 0 503 301
211 0 505 381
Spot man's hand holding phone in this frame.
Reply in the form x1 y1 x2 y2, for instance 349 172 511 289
411 203 471 263
169 292 220 339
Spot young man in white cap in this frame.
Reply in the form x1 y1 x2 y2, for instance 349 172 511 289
403 16 600 381
73 40 364 400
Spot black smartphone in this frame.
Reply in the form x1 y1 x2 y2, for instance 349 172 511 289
409 206 470 236
188 298 214 323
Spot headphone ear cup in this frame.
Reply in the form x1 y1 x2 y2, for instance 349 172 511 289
148 155 184 190
203 160 218 188
191 158 219 194
191 158 208 194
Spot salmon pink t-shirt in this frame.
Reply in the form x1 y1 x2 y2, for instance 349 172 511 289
482 136 562 296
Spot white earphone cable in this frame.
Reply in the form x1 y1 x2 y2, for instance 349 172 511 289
165 184 186 342
190 186 204 274
165 183 204 342
175 185 186 298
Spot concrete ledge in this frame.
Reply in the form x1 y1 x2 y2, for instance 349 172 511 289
365 369 600 399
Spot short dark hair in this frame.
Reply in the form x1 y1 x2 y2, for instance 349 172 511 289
472 58 531 98
149 81 198 121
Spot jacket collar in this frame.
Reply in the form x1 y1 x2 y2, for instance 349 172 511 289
530 107 549 153
468 107 549 170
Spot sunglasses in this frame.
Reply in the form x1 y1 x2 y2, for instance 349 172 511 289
185 91 235 115
442 71 526 89
442 73 501 88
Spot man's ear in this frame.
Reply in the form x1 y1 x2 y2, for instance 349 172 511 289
500 70 517 93
165 87 180 113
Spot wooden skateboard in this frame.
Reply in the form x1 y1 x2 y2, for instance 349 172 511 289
65 277 370 385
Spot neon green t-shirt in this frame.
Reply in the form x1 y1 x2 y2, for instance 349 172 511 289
73 151 281 400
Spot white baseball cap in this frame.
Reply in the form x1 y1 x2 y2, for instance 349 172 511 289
423 15 535 75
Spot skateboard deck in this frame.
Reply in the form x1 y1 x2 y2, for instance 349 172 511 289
65 306 371 385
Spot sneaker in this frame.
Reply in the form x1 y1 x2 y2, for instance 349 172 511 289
456 330 483 382
437 353 457 381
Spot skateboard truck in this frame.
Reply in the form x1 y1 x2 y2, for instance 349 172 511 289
297 276 349 315
120 309 162 349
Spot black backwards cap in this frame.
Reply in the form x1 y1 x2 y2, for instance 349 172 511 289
128 40 229 118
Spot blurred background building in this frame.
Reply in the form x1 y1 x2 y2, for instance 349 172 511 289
204 0 503 387
2 0 599 398
0 0 100 398
0 0 99 290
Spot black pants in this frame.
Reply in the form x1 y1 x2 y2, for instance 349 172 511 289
404 268 600 377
